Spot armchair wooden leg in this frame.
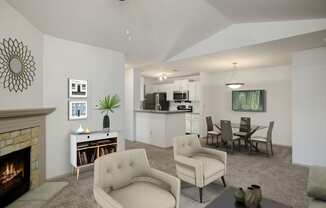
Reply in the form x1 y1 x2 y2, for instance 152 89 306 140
270 143 274 156
266 143 269 157
221 176 227 187
199 187 203 203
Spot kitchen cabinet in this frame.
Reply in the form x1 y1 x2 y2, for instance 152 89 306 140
185 113 200 135
185 119 192 133
145 79 200 102
145 84 154 94
191 118 200 134
174 80 188 91
188 81 200 101
135 111 186 148
165 83 174 101
140 77 145 101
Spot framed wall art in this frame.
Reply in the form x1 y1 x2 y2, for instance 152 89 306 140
69 100 88 120
69 79 87 98
232 90 266 112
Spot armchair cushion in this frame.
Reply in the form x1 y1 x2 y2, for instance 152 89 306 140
208 131 220 135
192 153 225 178
109 181 176 208
307 166 326 201
176 153 224 179
174 135 201 157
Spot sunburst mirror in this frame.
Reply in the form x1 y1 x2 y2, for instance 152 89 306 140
0 38 36 92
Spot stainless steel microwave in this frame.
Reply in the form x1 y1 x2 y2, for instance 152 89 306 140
173 91 189 101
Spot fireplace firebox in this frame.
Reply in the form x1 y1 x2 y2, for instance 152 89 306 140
0 147 31 207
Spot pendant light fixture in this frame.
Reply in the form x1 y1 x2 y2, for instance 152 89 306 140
225 62 244 89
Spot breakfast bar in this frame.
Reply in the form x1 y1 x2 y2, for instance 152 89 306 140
135 110 187 148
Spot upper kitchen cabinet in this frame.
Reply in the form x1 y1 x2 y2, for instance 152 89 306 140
140 76 145 101
165 83 174 101
146 84 162 94
188 81 200 101
174 80 188 92
144 77 200 101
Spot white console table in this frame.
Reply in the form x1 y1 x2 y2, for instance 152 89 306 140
70 131 124 180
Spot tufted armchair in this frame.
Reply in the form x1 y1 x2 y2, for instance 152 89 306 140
173 135 227 203
93 149 180 208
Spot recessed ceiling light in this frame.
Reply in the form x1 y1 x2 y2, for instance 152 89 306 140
126 29 130 35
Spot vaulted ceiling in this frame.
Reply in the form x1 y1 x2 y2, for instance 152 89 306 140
7 0 326 75
7 0 230 67
206 0 326 22
141 30 326 77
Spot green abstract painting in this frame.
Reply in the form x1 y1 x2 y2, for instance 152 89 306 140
232 90 265 112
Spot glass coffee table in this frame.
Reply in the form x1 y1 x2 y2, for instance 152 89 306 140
206 187 292 208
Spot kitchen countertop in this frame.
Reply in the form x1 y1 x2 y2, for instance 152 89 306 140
134 109 191 114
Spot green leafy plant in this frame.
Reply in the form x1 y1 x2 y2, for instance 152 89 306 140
98 95 120 115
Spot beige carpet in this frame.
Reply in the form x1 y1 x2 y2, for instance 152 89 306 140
44 140 308 208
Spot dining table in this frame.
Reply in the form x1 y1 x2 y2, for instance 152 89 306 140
215 123 267 132
214 122 268 152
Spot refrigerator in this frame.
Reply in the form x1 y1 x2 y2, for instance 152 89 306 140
143 93 169 110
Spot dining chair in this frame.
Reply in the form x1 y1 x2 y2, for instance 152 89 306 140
220 120 241 153
250 121 274 156
206 116 221 146
234 117 251 147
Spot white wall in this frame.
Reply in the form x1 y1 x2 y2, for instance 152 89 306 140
43 35 125 178
0 0 43 108
125 68 142 141
125 68 135 141
292 47 326 167
200 66 292 146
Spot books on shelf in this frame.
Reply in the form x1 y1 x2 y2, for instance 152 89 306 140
77 150 97 166
76 137 117 166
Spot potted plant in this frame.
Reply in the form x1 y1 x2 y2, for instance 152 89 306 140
98 95 120 131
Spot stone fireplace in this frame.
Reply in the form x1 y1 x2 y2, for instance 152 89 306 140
0 108 55 207
0 147 31 207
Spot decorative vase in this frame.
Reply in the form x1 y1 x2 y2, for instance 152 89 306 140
103 115 110 131
234 187 245 203
76 124 84 134
245 187 259 208
251 185 262 203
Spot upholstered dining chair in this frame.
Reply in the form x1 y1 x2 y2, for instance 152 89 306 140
173 135 227 203
234 117 251 146
221 120 241 152
93 149 180 208
250 121 274 156
206 116 221 146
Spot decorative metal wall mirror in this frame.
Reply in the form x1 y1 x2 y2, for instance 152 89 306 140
0 38 36 92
